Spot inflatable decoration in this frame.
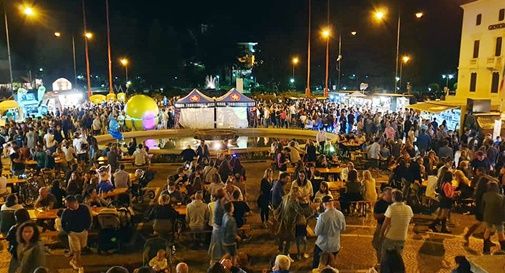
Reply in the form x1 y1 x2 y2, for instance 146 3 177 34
117 92 126 102
124 95 159 131
106 93 116 101
108 117 123 140
89 94 106 104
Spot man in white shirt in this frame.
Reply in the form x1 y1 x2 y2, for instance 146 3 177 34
73 133 88 162
92 115 102 135
44 129 57 153
380 190 413 259
0 175 8 198
133 144 149 167
63 142 76 166
316 129 327 153
367 137 381 168
113 164 130 188
186 192 209 247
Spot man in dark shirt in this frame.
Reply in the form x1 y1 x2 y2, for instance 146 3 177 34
272 172 291 209
34 187 57 209
61 195 92 270
180 145 197 163
231 190 250 228
372 187 392 265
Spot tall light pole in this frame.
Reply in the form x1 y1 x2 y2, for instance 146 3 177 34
337 31 357 91
3 4 37 91
120 58 129 83
399 55 411 92
305 0 312 97
82 0 92 97
105 0 114 94
291 57 299 79
373 8 423 93
54 32 78 87
321 27 331 97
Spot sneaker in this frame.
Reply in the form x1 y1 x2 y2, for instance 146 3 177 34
69 260 79 270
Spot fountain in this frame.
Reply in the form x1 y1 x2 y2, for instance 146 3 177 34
205 75 218 90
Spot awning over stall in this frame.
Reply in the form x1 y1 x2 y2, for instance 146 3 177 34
216 88 255 107
175 89 215 108
406 102 458 113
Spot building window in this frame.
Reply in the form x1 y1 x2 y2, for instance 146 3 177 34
496 37 503 56
476 14 482 25
473 40 480 58
491 72 500 93
500 9 505 21
470 73 477 92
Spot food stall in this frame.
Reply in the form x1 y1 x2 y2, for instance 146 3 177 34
175 89 215 129
406 101 461 131
215 88 255 128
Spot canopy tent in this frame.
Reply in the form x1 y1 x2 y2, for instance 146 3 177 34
406 102 458 113
348 91 367 97
175 89 215 129
215 89 255 128
407 102 461 131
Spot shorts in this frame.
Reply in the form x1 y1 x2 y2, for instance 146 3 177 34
223 243 237 256
484 222 504 233
68 230 88 252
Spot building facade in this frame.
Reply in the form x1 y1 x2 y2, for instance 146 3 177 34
449 0 505 112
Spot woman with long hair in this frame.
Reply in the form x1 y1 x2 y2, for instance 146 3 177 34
291 171 313 203
429 172 459 233
6 209 30 273
314 181 332 201
13 221 46 273
257 168 273 227
362 170 378 206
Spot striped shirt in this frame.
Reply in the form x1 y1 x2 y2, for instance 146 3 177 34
384 202 413 241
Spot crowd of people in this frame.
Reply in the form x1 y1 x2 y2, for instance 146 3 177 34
0 96 504 273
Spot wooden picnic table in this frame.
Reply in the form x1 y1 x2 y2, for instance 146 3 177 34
6 177 27 185
100 187 128 198
24 158 65 165
174 205 186 216
287 167 342 175
28 207 105 220
326 181 345 191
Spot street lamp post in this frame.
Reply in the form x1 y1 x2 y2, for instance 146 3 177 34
291 57 299 80
54 32 78 87
2 4 37 91
82 0 92 97
442 74 454 88
305 0 312 97
321 27 331 97
373 8 423 93
399 55 411 92
120 58 129 83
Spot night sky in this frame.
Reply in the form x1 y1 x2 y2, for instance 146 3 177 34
0 0 467 92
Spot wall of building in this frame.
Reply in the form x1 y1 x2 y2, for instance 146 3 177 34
451 0 505 108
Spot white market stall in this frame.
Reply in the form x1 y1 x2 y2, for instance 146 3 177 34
406 102 461 131
215 88 255 128
175 89 215 129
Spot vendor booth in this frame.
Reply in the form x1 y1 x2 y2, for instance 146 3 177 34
215 88 255 128
406 102 461 131
175 89 215 129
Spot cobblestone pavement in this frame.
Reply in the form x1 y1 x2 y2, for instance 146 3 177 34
0 162 498 273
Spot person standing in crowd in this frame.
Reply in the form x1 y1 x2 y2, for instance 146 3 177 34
113 164 130 189
272 172 291 210
7 209 30 273
272 255 292 273
372 187 393 266
362 170 378 206
61 195 92 272
258 168 273 228
291 171 313 203
186 191 209 248
316 128 327 153
222 202 239 264
208 188 226 264
133 144 149 168
312 196 345 269
196 140 210 163
380 190 413 260
14 221 46 273
480 182 505 254
180 145 197 163
429 172 459 233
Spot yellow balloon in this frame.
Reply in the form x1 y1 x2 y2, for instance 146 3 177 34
117 92 126 102
106 93 116 101
89 94 106 104
124 95 159 131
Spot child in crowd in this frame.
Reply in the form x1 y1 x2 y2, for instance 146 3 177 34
149 249 169 273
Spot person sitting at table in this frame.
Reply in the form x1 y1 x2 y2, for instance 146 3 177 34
113 164 130 189
33 145 47 171
161 181 186 205
66 172 83 196
6 208 30 273
305 140 317 163
340 162 355 182
1 194 23 211
316 155 330 168
314 181 333 201
224 181 243 201
96 165 115 194
82 171 99 197
0 174 8 199
50 180 66 209
340 170 363 215
34 187 56 210
148 194 179 238
85 189 110 207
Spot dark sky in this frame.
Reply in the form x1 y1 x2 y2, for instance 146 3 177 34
0 0 466 91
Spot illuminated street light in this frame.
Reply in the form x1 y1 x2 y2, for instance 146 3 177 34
119 58 129 84
402 55 411 64
351 31 357 36
290 78 295 84
84 32 93 39
321 26 331 97
20 5 37 17
373 9 387 22
399 54 411 91
291 56 299 87
415 12 424 19
292 57 299 65
442 74 455 88
54 32 61 37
